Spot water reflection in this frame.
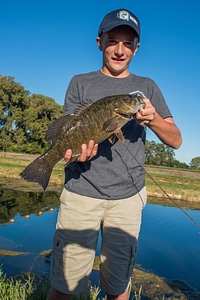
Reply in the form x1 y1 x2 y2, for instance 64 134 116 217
0 208 58 276
0 187 200 292
0 188 60 224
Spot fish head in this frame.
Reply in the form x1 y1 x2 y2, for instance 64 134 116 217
114 91 146 119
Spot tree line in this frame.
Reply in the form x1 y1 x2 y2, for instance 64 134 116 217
0 74 63 154
0 74 199 169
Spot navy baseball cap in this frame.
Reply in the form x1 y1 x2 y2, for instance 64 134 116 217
98 9 140 40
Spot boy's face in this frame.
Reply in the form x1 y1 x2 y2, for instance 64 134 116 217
96 25 140 77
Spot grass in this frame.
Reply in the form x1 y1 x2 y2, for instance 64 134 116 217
144 166 200 202
1 153 200 202
0 269 144 300
0 269 41 300
0 268 102 300
0 269 176 300
0 155 65 189
1 262 200 299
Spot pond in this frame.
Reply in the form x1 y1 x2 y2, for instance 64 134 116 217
0 188 200 293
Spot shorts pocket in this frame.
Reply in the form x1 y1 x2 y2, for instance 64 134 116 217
128 242 138 278
52 234 64 277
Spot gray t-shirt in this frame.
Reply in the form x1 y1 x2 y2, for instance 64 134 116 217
64 71 171 200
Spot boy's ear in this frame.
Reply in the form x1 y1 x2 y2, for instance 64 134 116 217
96 37 103 51
134 43 140 56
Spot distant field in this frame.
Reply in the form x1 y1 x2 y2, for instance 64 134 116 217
145 165 200 203
0 152 200 203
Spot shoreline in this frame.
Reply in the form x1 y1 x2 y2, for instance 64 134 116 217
0 151 200 204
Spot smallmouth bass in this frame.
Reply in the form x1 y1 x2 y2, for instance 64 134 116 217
20 91 145 190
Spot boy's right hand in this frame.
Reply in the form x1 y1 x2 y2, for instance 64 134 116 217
64 140 98 163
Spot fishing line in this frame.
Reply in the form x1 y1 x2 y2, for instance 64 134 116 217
121 141 200 231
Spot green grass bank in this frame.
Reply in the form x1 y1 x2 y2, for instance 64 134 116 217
0 152 200 203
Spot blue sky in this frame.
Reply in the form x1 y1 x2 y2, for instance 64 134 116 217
1 0 200 164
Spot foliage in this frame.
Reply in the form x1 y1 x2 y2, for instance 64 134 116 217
0 74 63 153
189 156 200 169
145 140 175 167
145 140 190 168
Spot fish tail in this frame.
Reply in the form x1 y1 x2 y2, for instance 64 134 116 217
20 155 53 191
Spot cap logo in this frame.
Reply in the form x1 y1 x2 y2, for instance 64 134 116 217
117 10 138 27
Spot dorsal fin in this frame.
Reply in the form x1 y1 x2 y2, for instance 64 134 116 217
73 99 93 115
46 115 74 144
46 99 93 144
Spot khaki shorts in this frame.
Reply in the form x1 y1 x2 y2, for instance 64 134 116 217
50 187 147 295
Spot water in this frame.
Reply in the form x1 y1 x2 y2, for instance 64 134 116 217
137 203 200 291
0 188 200 292
0 209 58 276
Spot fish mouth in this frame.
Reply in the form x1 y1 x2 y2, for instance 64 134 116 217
114 111 133 119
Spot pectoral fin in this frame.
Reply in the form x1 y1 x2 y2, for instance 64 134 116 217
102 117 119 132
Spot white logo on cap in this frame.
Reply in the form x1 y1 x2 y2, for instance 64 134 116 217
117 10 138 27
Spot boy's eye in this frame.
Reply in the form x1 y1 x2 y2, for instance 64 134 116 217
107 39 134 47
124 42 134 48
108 39 117 44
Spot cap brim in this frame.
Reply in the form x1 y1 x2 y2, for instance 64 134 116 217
99 22 140 39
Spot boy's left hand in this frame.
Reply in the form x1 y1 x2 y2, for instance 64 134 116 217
135 98 156 126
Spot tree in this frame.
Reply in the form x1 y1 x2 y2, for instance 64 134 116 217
145 140 175 167
0 74 63 153
22 94 63 153
172 159 188 169
189 156 200 169
0 75 30 151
